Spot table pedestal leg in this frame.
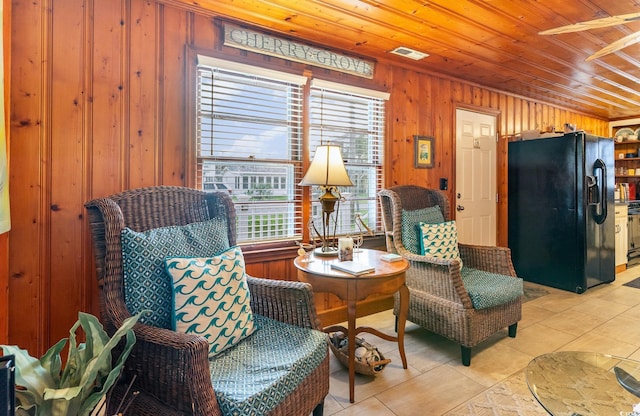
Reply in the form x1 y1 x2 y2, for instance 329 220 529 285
347 299 357 403
397 284 409 369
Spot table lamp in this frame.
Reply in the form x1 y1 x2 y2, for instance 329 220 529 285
300 144 353 255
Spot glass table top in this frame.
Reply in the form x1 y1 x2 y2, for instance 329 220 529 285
526 351 640 416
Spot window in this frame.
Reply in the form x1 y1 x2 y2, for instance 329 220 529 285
195 56 387 244
309 80 387 238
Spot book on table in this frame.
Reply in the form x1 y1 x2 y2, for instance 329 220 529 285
330 261 375 276
380 253 403 262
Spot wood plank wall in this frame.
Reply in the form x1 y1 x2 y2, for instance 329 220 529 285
7 0 609 355
0 0 10 345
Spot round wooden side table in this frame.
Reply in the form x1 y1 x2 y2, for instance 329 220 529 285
294 248 410 403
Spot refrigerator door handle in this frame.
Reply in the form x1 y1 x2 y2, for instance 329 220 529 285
592 158 607 224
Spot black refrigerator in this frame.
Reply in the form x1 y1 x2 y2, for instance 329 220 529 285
508 131 615 293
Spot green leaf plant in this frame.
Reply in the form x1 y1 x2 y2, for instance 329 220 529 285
1 312 141 416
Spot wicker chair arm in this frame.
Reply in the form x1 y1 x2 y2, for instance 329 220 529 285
247 275 322 331
458 244 518 277
124 323 221 416
394 246 474 309
394 245 454 265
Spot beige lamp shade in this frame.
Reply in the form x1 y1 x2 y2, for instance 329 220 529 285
299 145 353 187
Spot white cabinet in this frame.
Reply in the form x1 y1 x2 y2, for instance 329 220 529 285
615 204 628 268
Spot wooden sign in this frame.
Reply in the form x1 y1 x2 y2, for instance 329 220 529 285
224 23 374 78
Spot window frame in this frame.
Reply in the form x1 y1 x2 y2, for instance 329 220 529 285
308 79 388 240
188 51 388 247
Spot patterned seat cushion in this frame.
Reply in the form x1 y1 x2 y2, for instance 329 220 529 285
401 206 445 254
121 218 229 328
209 314 328 415
461 267 523 309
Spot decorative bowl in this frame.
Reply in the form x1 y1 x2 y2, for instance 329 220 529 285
328 332 390 376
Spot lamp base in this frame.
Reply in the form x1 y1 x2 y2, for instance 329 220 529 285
314 246 339 257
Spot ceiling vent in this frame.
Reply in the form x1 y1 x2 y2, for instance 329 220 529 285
389 46 429 60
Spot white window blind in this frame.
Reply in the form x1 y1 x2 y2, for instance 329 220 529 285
196 61 306 243
309 80 387 236
195 57 388 245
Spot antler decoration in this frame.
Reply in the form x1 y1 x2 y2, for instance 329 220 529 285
355 214 373 236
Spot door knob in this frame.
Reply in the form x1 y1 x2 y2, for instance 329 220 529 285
456 205 465 211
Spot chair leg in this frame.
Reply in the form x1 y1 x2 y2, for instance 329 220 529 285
508 322 518 338
312 400 325 416
395 316 398 333
461 346 471 366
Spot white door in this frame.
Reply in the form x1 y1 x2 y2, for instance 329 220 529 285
455 109 497 245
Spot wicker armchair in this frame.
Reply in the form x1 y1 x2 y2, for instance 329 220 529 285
85 186 329 415
378 185 522 366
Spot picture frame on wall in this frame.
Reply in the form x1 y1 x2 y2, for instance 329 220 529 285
414 135 434 168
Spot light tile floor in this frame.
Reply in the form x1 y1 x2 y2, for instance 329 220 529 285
322 266 640 415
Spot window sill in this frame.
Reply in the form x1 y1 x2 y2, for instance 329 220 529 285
240 235 387 264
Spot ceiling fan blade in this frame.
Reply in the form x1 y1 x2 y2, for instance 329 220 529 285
586 30 640 60
539 12 640 35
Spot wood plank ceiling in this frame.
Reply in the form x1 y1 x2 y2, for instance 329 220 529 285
170 0 640 120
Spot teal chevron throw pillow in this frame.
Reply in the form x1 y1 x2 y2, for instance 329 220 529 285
121 218 229 329
401 206 445 254
418 220 463 268
165 246 256 357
